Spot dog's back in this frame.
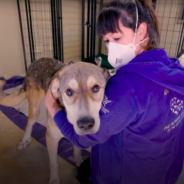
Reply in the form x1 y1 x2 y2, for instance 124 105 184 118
0 58 65 107
24 58 65 92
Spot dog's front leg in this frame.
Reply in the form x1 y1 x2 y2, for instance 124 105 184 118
73 146 83 167
46 115 63 184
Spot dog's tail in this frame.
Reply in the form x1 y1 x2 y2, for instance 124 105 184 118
0 77 26 107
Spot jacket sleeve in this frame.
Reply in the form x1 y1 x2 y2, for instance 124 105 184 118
54 76 138 149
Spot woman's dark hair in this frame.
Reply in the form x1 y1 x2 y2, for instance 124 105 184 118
97 0 160 50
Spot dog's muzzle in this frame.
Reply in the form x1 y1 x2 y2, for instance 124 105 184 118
77 116 95 131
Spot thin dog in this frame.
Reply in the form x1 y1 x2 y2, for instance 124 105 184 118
0 58 109 184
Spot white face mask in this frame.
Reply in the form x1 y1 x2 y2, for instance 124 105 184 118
107 38 149 69
107 4 149 69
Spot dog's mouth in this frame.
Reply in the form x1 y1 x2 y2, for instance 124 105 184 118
76 129 97 135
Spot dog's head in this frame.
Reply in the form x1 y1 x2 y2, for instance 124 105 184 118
50 62 109 135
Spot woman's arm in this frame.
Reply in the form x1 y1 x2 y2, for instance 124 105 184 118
46 76 138 149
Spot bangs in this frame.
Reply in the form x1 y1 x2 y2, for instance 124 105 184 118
96 1 159 50
97 8 122 38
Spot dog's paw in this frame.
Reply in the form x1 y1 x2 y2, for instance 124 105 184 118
17 138 31 150
49 177 60 184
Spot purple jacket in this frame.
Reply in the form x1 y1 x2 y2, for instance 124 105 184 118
54 49 184 184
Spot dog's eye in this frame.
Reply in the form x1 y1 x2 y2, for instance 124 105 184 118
92 85 100 93
66 88 74 96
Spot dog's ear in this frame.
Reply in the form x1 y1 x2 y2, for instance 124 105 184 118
95 57 102 67
50 77 60 99
50 76 65 108
101 68 110 81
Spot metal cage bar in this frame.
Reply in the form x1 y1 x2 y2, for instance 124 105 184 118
177 5 184 57
25 0 35 63
51 0 57 59
90 0 94 63
86 0 91 63
81 0 85 61
17 0 27 71
92 0 97 63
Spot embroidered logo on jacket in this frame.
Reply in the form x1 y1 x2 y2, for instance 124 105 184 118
101 95 112 114
170 97 183 115
164 97 184 133
164 89 169 96
164 110 184 133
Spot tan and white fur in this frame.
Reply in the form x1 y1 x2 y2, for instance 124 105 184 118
0 58 109 184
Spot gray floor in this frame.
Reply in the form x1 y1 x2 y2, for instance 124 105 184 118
0 111 79 184
1 110 184 184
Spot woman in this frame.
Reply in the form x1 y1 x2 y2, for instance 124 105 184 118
45 0 184 183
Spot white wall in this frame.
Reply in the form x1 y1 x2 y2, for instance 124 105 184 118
0 0 25 78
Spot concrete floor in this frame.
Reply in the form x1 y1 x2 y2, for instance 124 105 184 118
0 111 80 184
1 110 184 184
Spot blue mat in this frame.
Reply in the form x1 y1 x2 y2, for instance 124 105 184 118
0 76 90 166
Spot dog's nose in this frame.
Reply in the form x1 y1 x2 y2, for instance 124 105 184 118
77 117 95 131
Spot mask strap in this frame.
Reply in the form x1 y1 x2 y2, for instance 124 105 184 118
135 37 149 47
133 3 138 45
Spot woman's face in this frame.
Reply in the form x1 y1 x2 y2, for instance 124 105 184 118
102 21 147 56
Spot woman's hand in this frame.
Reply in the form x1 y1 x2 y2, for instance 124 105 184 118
45 87 62 118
